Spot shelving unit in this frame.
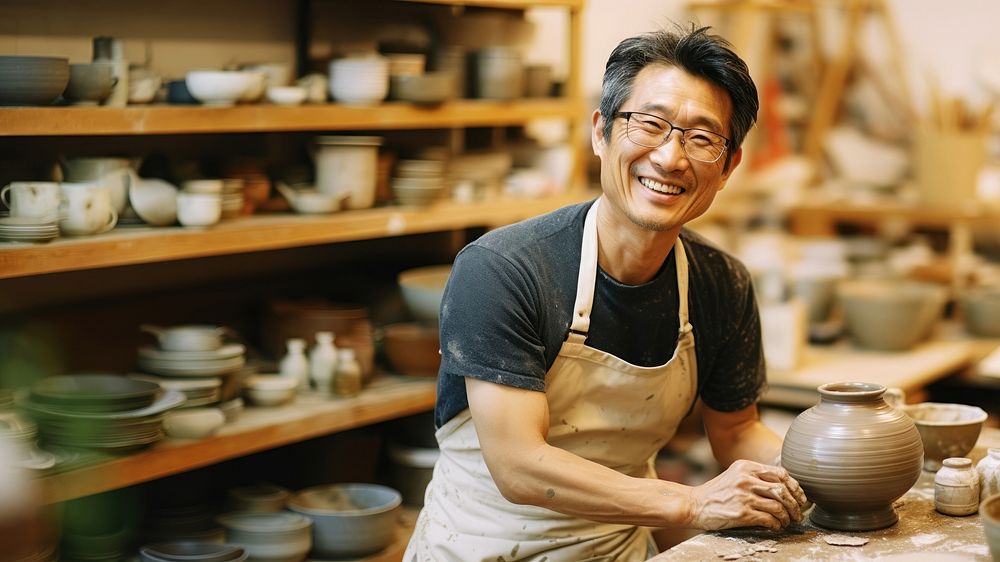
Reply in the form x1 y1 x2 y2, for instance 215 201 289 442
2 2 588 558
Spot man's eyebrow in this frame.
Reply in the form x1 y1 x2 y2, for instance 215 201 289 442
636 103 725 133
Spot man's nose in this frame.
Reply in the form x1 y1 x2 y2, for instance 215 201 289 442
649 130 690 171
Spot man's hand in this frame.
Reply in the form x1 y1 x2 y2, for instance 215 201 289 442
687 459 808 531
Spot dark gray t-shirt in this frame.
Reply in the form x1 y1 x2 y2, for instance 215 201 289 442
435 200 766 428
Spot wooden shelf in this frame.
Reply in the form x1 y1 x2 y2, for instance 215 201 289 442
787 200 1000 237
37 376 437 505
0 192 593 279
0 99 585 137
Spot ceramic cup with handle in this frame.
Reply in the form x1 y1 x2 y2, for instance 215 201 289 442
59 182 117 236
1 181 62 220
60 156 137 215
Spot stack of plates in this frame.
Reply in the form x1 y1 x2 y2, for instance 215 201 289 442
130 374 223 408
17 375 186 451
140 542 248 562
138 344 247 377
0 410 56 471
0 215 59 242
142 504 226 545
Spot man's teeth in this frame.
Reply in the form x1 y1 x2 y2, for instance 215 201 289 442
639 177 683 194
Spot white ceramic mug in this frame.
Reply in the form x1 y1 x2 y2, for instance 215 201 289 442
1 181 62 220
176 192 222 227
59 182 118 236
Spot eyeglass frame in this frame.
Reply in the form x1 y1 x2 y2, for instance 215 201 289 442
614 111 731 164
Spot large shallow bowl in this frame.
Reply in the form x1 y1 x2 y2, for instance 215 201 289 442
397 265 452 323
837 279 947 351
0 56 69 106
31 374 161 413
288 483 401 559
900 402 988 471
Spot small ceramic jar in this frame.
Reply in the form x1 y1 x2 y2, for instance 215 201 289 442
978 448 1000 499
935 457 980 516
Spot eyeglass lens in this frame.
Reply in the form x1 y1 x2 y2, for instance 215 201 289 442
625 113 726 163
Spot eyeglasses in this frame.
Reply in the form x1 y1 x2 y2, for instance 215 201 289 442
616 111 730 163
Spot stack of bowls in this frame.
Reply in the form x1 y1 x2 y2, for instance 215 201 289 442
474 47 523 100
392 158 448 207
328 54 389 105
216 512 312 562
0 56 69 106
220 179 245 220
287 483 402 559
16 374 185 451
140 542 247 562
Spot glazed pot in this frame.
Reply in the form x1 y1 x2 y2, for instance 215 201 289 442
781 381 923 531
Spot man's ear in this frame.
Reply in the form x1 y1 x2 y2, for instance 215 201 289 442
718 147 743 190
591 109 605 156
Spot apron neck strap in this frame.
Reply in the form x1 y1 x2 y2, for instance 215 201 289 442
568 198 691 338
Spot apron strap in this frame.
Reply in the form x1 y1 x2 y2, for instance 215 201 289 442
568 198 693 339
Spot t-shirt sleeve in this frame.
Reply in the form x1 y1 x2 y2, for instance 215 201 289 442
697 260 767 412
437 243 549 391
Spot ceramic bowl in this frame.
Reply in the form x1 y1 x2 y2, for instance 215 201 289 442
216 512 311 562
0 56 69 106
239 71 267 103
243 375 297 407
128 67 162 104
265 86 306 106
382 322 440 377
185 70 253 106
960 286 1000 337
166 80 198 104
142 324 226 352
981 493 1000 561
176 192 222 227
139 541 246 562
287 483 402 558
900 402 988 471
397 265 452 322
64 62 115 105
229 484 291 512
389 72 456 105
130 177 178 227
837 279 947 351
163 407 226 440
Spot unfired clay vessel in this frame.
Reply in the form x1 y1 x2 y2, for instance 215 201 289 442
781 382 923 531
934 457 980 516
978 448 1000 498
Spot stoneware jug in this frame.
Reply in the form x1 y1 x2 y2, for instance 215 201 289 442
781 381 923 531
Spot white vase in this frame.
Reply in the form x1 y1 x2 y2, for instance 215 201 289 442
978 448 1000 499
279 338 310 392
309 331 338 393
935 457 980 516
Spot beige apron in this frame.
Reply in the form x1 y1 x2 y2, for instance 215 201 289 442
405 198 698 562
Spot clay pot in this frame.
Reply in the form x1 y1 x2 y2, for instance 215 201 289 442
978 448 1000 498
781 381 923 531
934 457 980 516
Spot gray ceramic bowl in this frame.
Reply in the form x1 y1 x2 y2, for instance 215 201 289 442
397 265 451 323
981 493 1000 561
837 279 947 351
960 286 1000 337
901 402 988 471
64 61 115 105
288 483 401 558
0 56 69 106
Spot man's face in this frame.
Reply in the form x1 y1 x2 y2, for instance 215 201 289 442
592 64 742 233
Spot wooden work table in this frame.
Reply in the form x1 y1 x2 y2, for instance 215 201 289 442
651 429 1000 561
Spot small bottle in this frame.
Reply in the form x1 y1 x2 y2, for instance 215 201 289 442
334 348 362 397
279 338 310 392
935 457 980 516
977 448 1000 499
309 331 338 393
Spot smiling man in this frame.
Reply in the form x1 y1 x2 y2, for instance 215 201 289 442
405 24 808 562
